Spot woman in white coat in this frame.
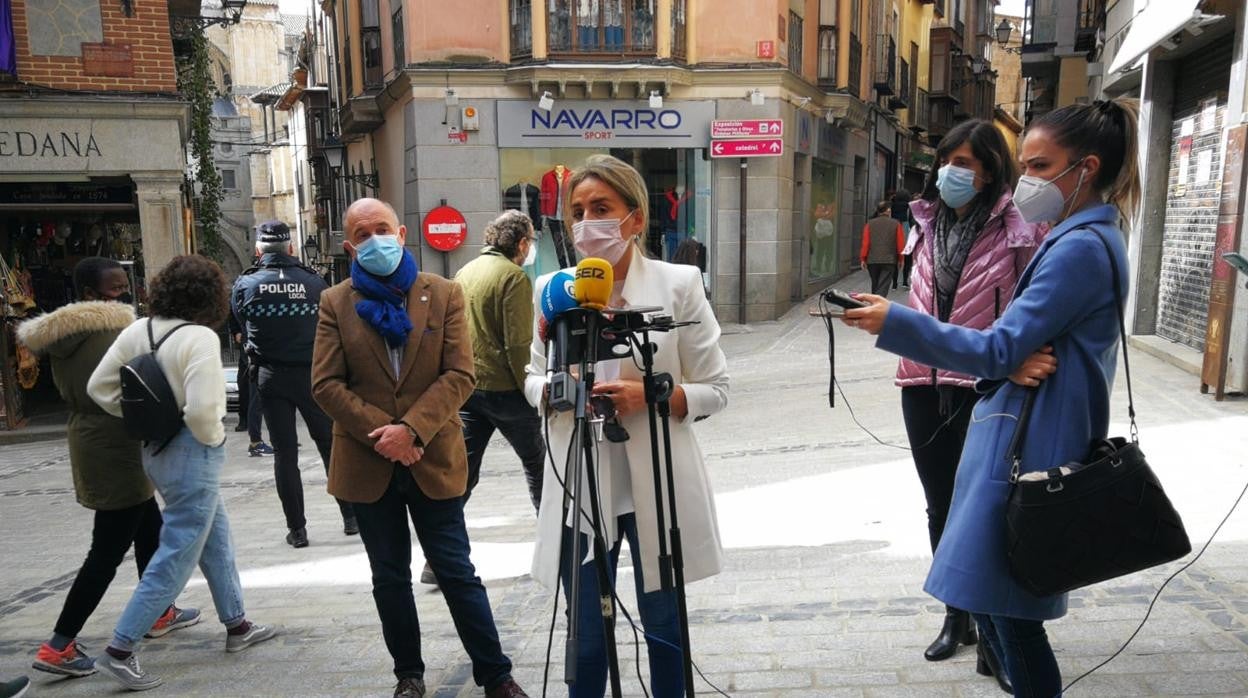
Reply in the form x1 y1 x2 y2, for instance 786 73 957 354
525 155 729 697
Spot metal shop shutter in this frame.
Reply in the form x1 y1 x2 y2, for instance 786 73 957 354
1155 41 1233 351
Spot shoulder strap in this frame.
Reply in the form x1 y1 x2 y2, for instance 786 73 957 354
1007 227 1135 483
148 320 195 353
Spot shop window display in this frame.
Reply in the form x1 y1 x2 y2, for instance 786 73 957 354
499 147 712 295
1 212 145 427
810 160 842 279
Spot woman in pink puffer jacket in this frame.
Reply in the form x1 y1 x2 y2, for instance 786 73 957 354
898 119 1044 685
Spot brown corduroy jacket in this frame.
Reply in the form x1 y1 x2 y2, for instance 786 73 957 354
312 272 475 504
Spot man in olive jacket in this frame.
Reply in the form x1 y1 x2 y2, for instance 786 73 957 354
453 209 544 511
18 258 196 678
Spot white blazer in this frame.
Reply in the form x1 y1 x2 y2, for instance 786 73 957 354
525 247 729 593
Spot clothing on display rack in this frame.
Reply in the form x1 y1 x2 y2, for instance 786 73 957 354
657 186 692 262
503 182 542 229
539 166 573 219
577 0 600 50
604 0 624 50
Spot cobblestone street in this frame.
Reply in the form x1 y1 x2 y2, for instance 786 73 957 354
3 276 1248 696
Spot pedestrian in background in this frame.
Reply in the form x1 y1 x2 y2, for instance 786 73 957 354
312 198 527 698
526 155 730 698
89 255 277 691
19 257 197 680
892 118 1040 684
232 221 357 549
861 200 905 296
891 189 915 288
227 309 271 455
845 97 1141 698
448 210 545 585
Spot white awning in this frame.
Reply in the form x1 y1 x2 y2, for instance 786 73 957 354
1108 0 1221 75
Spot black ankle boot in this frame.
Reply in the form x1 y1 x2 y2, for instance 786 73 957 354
924 607 977 661
976 642 1013 694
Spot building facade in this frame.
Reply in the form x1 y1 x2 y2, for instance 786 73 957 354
1080 0 1248 397
0 0 199 427
306 0 1011 322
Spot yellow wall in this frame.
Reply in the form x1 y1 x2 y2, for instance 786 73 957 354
404 0 504 64
899 0 932 92
1056 56 1089 107
994 117 1019 157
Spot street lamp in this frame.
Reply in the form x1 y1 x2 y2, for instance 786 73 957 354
995 18 1024 54
302 232 320 263
172 0 247 34
321 140 379 190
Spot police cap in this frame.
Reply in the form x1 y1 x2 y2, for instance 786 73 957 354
256 220 291 243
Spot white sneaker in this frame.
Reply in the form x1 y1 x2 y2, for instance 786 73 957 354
225 622 278 653
100 652 162 691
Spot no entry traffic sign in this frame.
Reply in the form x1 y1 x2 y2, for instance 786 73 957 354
422 205 468 252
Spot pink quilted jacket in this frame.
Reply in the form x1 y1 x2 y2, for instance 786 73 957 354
895 189 1046 388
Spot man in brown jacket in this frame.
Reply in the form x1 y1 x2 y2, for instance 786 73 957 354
312 198 527 698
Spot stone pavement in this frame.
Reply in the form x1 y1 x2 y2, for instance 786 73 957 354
2 270 1248 696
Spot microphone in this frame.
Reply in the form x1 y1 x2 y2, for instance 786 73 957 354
538 270 577 343
574 257 613 311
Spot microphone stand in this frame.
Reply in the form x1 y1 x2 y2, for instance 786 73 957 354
559 308 624 698
631 323 696 697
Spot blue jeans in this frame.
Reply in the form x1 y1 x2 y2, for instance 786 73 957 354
112 429 245 651
973 613 1062 697
352 465 513 689
461 389 545 511
561 513 683 698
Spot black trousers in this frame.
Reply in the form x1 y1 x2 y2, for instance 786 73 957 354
867 264 897 296
899 385 976 553
353 465 513 688
257 365 353 530
54 497 162 639
460 389 544 511
238 352 263 442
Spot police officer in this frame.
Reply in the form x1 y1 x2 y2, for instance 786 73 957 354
232 221 356 548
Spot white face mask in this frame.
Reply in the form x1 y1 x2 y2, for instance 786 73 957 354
571 210 636 265
1014 158 1087 224
522 238 537 267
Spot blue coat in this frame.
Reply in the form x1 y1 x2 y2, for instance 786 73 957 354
876 204 1128 620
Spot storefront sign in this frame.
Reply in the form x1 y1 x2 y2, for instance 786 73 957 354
497 100 715 148
421 205 468 252
0 182 134 207
710 138 783 159
0 117 183 174
797 113 812 155
711 119 783 138
757 41 776 59
818 122 847 163
82 43 134 78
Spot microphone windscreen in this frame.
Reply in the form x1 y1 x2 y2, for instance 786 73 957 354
539 271 577 341
574 257 613 310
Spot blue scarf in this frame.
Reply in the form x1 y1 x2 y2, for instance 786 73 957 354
351 250 418 348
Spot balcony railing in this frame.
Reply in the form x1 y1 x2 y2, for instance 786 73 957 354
890 57 911 110
510 0 533 59
913 87 930 132
848 34 862 97
547 0 657 57
873 34 896 95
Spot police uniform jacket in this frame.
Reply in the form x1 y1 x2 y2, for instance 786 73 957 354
232 253 327 366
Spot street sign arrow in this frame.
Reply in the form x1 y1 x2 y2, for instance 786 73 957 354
708 137 784 159
711 119 785 139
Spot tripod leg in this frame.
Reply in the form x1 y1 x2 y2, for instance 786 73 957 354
581 431 624 698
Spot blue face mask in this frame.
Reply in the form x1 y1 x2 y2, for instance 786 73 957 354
354 234 404 277
937 164 979 209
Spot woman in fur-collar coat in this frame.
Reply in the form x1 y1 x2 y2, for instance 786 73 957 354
18 258 195 679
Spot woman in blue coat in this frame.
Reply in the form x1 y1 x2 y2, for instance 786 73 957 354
844 98 1142 697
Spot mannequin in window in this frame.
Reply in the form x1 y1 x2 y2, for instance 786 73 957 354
540 165 577 268
659 183 690 262
503 179 542 230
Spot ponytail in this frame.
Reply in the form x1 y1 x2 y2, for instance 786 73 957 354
1029 97 1142 225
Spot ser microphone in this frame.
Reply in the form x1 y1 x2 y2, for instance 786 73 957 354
574 257 613 310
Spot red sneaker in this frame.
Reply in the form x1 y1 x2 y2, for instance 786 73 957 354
32 639 96 677
145 606 201 638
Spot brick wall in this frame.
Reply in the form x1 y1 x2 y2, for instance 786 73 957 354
9 0 178 93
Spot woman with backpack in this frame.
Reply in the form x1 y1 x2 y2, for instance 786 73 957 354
19 257 198 680
88 255 278 691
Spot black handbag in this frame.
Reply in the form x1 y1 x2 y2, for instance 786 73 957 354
1003 232 1191 598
